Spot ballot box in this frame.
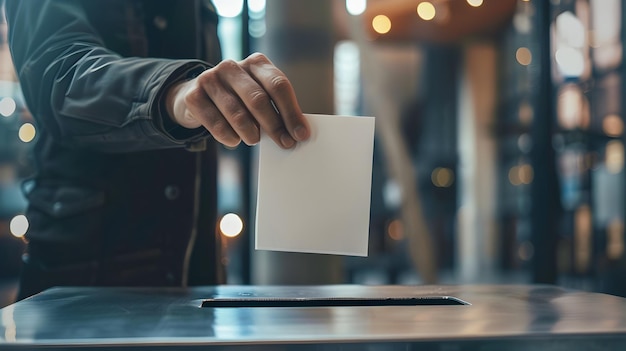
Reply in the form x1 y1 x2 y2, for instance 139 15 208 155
1 284 626 350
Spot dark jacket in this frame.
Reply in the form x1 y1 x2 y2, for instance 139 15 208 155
5 0 224 292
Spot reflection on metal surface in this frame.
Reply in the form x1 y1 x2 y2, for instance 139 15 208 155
0 305 15 343
0 285 625 350
201 296 468 308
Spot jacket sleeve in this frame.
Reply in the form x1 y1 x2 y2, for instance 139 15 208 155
5 0 211 152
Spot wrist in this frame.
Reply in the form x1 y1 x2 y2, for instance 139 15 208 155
165 80 187 126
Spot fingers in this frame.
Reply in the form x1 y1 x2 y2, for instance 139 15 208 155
184 85 242 148
206 59 292 148
182 53 309 149
241 53 310 142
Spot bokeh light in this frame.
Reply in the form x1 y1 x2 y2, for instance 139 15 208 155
519 100 534 125
606 140 624 174
607 219 624 260
557 84 585 129
18 123 36 143
509 166 521 186
518 164 534 184
220 213 244 238
509 164 533 186
10 215 29 238
372 15 391 34
387 219 404 241
516 47 532 66
213 0 244 18
602 114 623 137
431 167 454 187
248 0 266 13
555 47 585 77
0 97 16 117
417 2 436 21
346 0 366 16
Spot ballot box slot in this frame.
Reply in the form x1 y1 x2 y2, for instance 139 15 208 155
201 296 469 308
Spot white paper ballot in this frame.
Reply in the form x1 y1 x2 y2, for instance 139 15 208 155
255 114 375 257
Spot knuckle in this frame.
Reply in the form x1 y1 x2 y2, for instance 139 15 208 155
216 59 240 72
196 69 215 85
245 52 270 66
270 75 290 92
248 89 270 109
183 87 203 106
221 94 240 112
229 110 250 129
208 118 229 136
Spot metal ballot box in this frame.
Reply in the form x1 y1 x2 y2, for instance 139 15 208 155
1 284 626 350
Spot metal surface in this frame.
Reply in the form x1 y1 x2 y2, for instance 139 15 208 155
1 284 626 350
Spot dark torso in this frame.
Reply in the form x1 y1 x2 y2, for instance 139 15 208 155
22 0 221 292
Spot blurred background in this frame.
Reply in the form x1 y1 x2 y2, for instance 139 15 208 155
2 0 626 307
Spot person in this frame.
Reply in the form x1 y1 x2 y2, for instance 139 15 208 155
5 0 311 300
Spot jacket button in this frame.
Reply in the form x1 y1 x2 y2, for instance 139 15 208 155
153 16 168 30
53 202 63 214
164 185 180 200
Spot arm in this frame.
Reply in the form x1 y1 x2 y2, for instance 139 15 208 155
5 0 209 152
7 0 311 152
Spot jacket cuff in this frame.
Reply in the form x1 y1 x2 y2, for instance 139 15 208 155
145 61 211 147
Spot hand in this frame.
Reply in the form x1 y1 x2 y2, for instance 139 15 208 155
166 53 310 149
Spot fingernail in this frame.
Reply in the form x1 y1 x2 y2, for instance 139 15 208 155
294 125 308 141
281 133 296 148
